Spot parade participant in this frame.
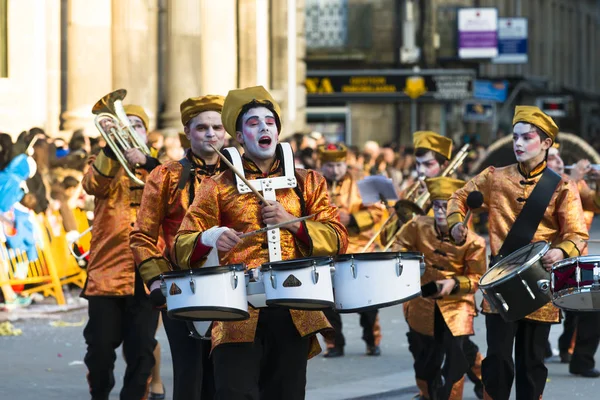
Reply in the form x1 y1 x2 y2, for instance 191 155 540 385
317 142 385 357
448 106 589 400
82 104 161 400
393 177 486 400
130 95 227 399
547 145 600 378
172 86 348 400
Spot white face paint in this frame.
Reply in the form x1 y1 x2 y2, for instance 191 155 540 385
512 122 543 163
321 161 348 182
184 111 226 159
432 200 449 230
415 151 442 178
128 115 148 144
236 106 279 161
547 147 564 174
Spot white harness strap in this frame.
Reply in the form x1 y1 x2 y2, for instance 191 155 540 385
222 143 297 263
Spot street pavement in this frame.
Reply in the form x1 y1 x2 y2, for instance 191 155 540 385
3 226 600 399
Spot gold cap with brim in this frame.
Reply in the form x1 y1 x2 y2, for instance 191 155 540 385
512 105 558 142
221 86 282 139
317 143 347 163
426 177 466 202
180 95 225 126
413 131 453 160
123 104 150 131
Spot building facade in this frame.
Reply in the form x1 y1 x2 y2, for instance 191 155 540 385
0 0 307 139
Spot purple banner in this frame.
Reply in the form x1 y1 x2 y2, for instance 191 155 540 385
459 31 497 48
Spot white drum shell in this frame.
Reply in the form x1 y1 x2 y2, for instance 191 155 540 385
333 255 421 312
261 264 334 309
164 269 249 321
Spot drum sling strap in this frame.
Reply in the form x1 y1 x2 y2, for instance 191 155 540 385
491 167 561 266
178 156 196 204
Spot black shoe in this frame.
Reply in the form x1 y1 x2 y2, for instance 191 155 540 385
560 351 572 363
570 368 600 378
474 383 484 399
366 345 381 356
323 347 344 358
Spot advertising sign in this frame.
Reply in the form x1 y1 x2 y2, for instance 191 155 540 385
493 18 528 64
458 8 499 59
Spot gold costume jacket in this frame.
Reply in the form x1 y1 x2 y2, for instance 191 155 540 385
447 162 588 323
393 216 487 337
329 172 384 253
81 151 149 297
130 152 218 284
173 156 348 357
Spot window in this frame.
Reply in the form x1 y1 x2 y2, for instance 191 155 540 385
306 0 349 49
0 0 7 77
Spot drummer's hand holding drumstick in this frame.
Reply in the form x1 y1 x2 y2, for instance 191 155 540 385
450 191 484 245
338 211 351 226
541 249 565 271
432 279 457 298
261 200 301 234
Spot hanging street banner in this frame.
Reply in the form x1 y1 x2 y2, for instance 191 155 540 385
305 69 475 103
457 8 499 59
493 18 528 64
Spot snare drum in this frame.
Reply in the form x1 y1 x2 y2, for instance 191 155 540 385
161 264 249 321
333 252 423 313
479 241 551 322
552 256 600 311
260 257 335 310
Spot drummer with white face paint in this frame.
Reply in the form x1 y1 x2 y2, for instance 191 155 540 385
172 86 348 400
393 177 487 400
448 106 588 400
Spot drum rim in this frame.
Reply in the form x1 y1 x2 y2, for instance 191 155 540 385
167 307 250 321
335 252 423 262
261 256 333 271
480 241 549 287
552 255 600 270
335 291 421 313
161 264 246 278
265 299 335 310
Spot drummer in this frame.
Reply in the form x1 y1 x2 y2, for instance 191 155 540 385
130 95 227 399
392 177 486 400
317 142 385 357
448 106 589 400
547 143 600 378
172 85 348 399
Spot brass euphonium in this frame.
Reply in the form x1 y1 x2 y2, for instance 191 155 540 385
361 143 471 252
92 89 151 186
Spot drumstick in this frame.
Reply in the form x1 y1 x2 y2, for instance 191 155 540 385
464 191 484 226
239 214 317 238
209 144 267 204
587 239 600 244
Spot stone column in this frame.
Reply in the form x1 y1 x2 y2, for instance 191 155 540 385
45 0 62 137
62 0 113 135
111 0 159 130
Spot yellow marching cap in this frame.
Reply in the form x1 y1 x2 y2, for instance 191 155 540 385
317 143 348 163
425 177 466 202
221 86 282 137
123 104 150 130
180 95 225 126
512 105 559 142
413 131 453 160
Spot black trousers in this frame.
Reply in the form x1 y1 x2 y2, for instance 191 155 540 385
323 307 378 347
482 314 551 400
83 273 159 400
211 307 310 400
412 306 470 400
161 310 214 400
558 311 600 371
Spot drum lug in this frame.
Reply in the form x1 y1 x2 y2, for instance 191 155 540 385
312 264 320 285
160 278 167 297
594 264 600 287
419 258 426 277
537 279 550 293
351 256 357 279
494 292 510 312
270 270 277 289
231 272 239 290
189 277 196 294
520 276 536 300
396 257 403 277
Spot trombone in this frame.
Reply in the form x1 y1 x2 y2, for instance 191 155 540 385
92 89 151 186
361 143 471 252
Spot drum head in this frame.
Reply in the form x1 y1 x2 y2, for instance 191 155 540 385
261 257 332 272
335 252 423 262
480 241 549 286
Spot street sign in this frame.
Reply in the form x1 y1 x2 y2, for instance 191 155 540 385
463 100 495 122
473 80 508 102
493 18 528 64
458 8 499 59
535 96 572 118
